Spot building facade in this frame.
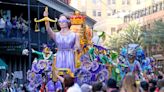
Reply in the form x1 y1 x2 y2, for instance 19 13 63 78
70 0 163 35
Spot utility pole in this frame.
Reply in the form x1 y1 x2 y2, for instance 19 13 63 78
37 2 41 51
28 0 31 69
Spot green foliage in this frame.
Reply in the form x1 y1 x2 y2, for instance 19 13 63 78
104 22 143 50
143 20 164 46
104 21 164 53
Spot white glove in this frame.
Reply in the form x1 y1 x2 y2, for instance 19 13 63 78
22 49 29 55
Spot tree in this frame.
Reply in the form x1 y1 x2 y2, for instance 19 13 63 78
104 22 144 51
143 20 164 55
120 23 143 46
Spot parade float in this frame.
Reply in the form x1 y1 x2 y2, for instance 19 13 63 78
24 7 156 91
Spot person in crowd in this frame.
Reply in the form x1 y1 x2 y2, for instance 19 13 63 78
81 83 92 92
127 50 143 80
159 87 164 92
0 15 5 38
111 90 119 92
44 9 81 72
120 73 140 92
158 71 164 80
5 17 12 38
92 82 103 92
149 79 157 92
140 81 149 92
0 15 5 30
106 78 118 92
55 70 82 92
21 85 28 92
155 79 164 92
6 81 14 92
158 75 163 80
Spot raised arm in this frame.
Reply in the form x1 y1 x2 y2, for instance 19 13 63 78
44 9 56 40
45 21 55 40
54 70 64 83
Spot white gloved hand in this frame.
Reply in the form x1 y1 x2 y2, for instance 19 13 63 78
22 49 29 55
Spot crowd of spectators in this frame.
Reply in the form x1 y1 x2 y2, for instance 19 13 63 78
0 70 163 92
0 10 29 39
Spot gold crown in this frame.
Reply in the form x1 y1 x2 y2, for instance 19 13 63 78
70 11 85 25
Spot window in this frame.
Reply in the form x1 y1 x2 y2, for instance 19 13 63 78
147 24 150 29
107 0 111 5
112 0 115 4
107 13 111 16
97 11 101 16
112 9 116 15
92 0 97 4
93 10 96 16
159 2 162 10
127 0 130 4
97 0 101 7
122 0 129 5
124 16 127 22
111 27 116 34
122 0 125 5
159 18 163 22
107 10 111 16
137 0 140 4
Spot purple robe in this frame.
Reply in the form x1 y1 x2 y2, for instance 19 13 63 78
55 32 77 72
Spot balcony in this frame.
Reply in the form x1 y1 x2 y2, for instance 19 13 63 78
124 1 164 23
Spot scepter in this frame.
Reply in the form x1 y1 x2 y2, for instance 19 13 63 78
93 30 105 45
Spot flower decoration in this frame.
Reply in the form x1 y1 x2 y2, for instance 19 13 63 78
99 69 109 80
82 61 92 71
32 62 40 73
34 74 42 86
80 54 90 62
44 63 52 71
91 61 99 72
38 60 48 70
96 72 105 82
75 69 92 85
27 71 36 81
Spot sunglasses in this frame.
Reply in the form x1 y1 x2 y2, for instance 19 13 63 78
128 54 134 58
58 19 70 23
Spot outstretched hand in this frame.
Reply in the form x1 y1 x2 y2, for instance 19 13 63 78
43 8 48 17
31 48 35 52
7 73 9 77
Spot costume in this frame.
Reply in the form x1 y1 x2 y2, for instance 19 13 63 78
126 44 143 80
32 49 53 60
55 32 78 72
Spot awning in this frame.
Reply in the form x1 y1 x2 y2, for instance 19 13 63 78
152 54 164 61
0 58 8 70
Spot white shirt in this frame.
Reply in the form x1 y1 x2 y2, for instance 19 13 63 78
67 83 82 92
0 18 5 29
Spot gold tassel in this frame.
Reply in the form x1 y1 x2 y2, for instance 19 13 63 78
52 56 57 82
35 23 40 32
75 50 81 68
